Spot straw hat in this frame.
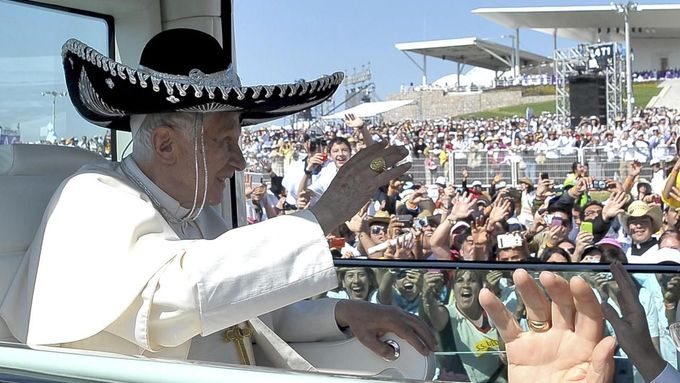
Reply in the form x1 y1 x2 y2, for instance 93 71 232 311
368 210 391 225
619 201 663 233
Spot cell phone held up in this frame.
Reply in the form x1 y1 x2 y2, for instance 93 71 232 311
580 221 593 234
540 172 550 181
396 214 413 227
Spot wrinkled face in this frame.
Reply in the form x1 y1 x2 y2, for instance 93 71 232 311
454 271 483 312
330 142 351 168
395 269 422 300
342 268 372 300
628 216 654 244
174 112 246 206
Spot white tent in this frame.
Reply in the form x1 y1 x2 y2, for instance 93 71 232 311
321 100 414 120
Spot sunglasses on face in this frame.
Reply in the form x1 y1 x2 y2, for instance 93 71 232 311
370 226 388 235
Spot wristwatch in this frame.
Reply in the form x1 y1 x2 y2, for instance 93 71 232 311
447 217 457 226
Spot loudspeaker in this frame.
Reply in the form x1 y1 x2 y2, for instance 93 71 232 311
569 75 606 128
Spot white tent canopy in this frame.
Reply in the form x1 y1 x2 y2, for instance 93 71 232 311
322 100 414 120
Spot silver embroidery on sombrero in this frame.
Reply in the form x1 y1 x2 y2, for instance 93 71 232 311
78 68 124 118
178 103 241 113
62 38 345 115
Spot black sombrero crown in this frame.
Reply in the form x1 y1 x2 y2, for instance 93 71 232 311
62 28 344 131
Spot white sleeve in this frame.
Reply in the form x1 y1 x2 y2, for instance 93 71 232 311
107 210 338 350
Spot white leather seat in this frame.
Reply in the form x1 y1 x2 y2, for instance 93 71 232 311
0 144 108 341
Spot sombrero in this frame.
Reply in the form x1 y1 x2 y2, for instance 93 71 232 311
619 200 663 234
62 28 343 131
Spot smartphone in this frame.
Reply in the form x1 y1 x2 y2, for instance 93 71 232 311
540 172 550 180
329 237 345 249
580 221 593 234
550 216 563 227
396 214 413 227
497 233 523 249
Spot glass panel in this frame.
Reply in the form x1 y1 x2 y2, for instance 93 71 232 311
0 0 111 158
320 266 680 382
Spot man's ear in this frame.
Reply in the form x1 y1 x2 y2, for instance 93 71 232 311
151 126 178 165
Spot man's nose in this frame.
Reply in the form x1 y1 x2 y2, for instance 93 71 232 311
232 147 246 171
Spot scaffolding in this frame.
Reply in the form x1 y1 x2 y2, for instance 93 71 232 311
554 43 624 128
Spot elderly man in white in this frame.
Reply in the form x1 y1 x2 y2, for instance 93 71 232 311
0 29 435 368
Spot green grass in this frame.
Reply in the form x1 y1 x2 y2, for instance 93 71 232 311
632 81 661 108
459 100 555 119
459 83 661 119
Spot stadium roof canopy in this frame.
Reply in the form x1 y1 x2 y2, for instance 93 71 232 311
394 37 551 72
472 4 680 43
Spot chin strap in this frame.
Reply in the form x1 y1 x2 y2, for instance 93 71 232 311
181 113 208 223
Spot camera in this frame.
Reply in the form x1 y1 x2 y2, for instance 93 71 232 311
592 180 607 190
305 127 325 153
497 233 523 249
413 217 428 230
396 214 413 227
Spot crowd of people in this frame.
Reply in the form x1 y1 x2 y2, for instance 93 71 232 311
244 110 680 382
241 107 680 189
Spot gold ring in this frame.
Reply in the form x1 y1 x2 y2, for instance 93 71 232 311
369 157 386 173
527 319 551 333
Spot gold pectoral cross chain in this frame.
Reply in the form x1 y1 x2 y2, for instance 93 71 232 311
223 322 254 365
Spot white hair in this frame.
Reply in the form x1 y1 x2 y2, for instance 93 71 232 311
131 112 198 166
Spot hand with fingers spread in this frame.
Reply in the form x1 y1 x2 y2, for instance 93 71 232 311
311 142 411 234
602 262 675 382
489 197 511 226
480 269 616 383
448 193 475 221
601 191 629 222
334 300 437 360
343 113 365 129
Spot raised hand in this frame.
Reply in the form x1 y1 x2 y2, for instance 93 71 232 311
343 113 365 129
627 161 642 178
311 143 411 235
480 270 616 383
602 262 668 382
244 173 254 198
602 191 629 221
488 197 511 225
448 193 475 221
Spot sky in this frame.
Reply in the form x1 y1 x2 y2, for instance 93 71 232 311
2 0 680 138
233 0 680 109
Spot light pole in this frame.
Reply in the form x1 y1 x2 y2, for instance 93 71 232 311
41 90 67 137
501 34 518 77
613 1 638 121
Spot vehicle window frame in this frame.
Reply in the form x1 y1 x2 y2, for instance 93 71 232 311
4 0 116 159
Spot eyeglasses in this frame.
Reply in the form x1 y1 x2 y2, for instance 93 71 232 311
370 226 387 235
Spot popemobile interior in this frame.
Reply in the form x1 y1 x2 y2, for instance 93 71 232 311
2 1 680 383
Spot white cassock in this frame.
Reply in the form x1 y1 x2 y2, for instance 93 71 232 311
0 157 345 365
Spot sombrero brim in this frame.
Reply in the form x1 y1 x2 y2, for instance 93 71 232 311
62 39 343 130
620 205 663 234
